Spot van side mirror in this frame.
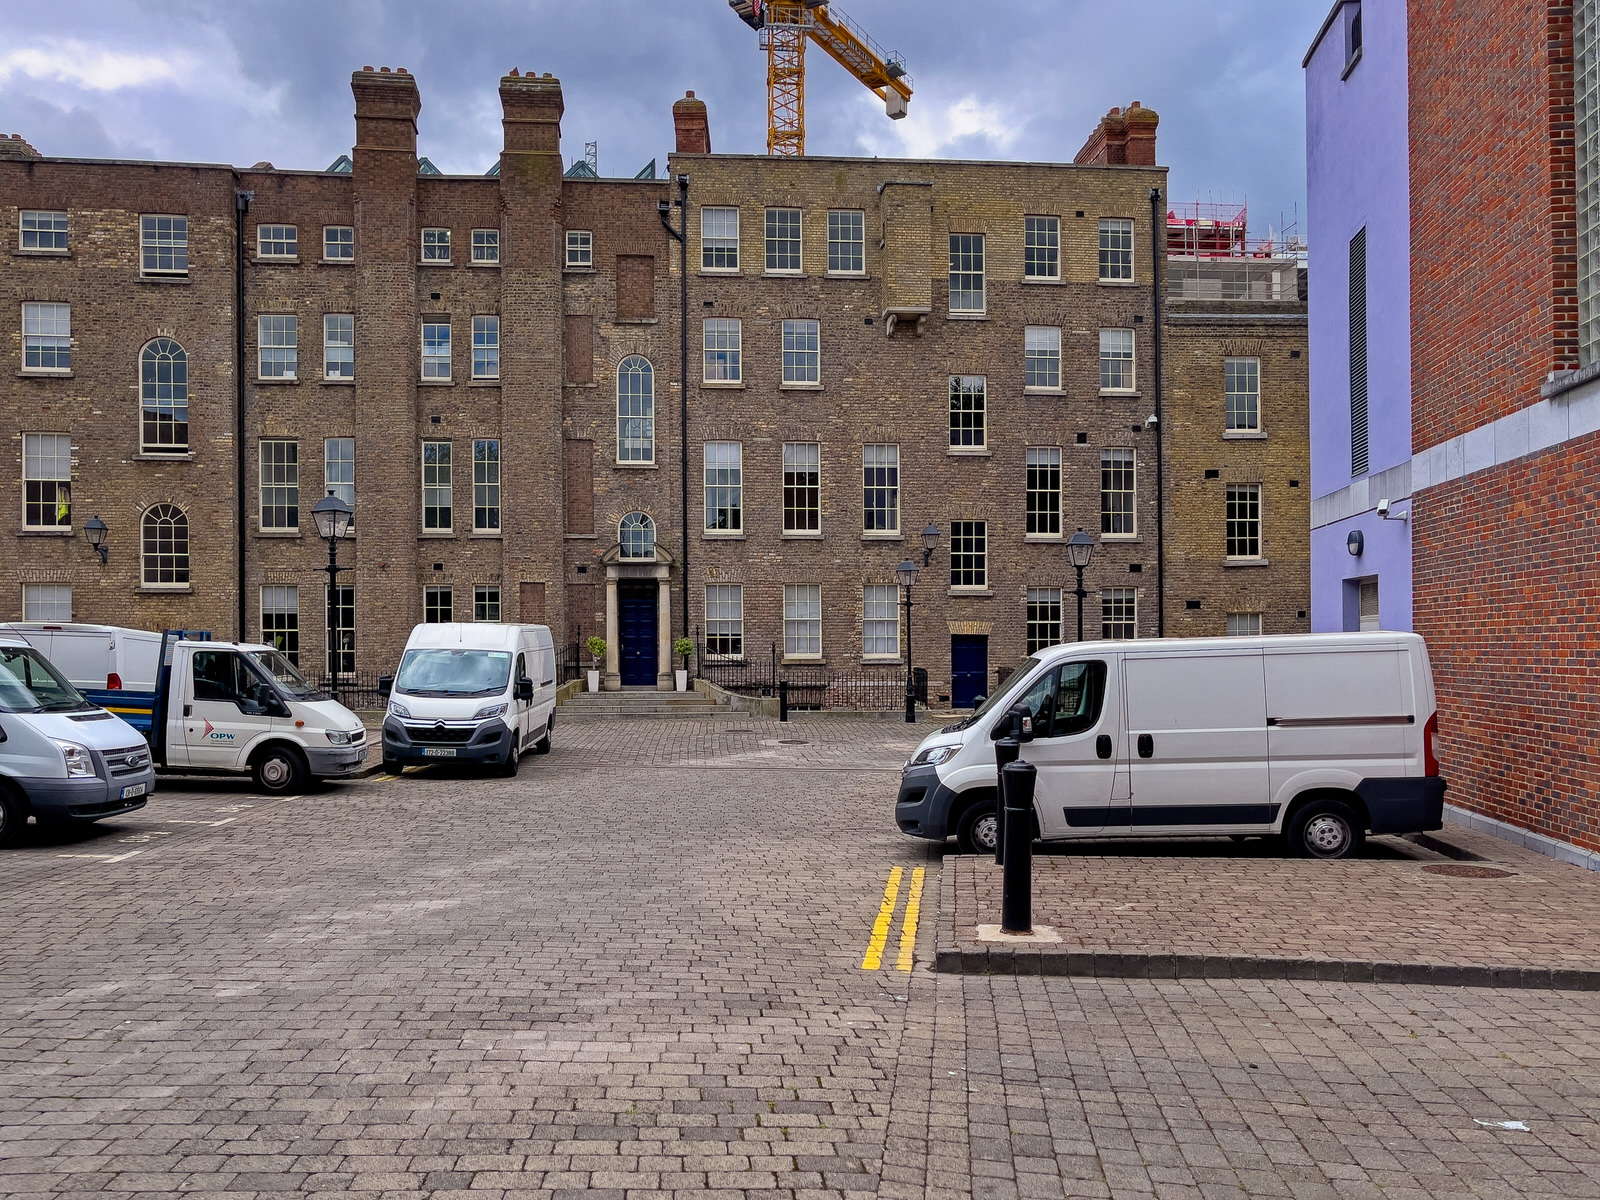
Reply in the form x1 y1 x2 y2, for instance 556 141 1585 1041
378 675 393 697
1010 702 1037 744
516 677 534 703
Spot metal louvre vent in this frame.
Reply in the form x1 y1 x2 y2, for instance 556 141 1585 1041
1349 227 1369 476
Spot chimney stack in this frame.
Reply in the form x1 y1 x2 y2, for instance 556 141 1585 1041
500 71 564 155
673 90 711 155
350 66 420 159
0 133 42 159
1074 101 1158 166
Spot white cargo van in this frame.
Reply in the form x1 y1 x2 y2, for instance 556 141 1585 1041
379 623 557 776
896 632 1446 859
0 623 161 692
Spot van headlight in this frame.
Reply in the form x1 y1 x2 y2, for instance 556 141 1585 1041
473 702 508 720
909 745 957 768
52 739 96 779
387 700 412 720
326 729 354 746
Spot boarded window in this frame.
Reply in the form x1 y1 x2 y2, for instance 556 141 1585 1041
616 255 655 320
565 314 594 383
564 438 595 534
519 581 546 624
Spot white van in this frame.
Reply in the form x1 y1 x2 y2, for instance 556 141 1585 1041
896 632 1446 860
1 635 156 846
379 623 557 776
0 623 161 692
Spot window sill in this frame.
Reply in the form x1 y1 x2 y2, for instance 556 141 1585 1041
469 531 503 539
946 312 988 320
137 585 192 594
703 532 746 540
1021 276 1063 286
138 275 190 284
702 380 746 389
256 529 302 538
1096 279 1140 288
319 258 354 267
615 317 660 325
614 461 658 469
564 381 599 389
563 265 595 273
1024 387 1064 396
1101 535 1141 544
135 451 195 461
471 260 501 268
418 378 455 386
565 532 599 540
1223 430 1267 440
19 528 74 537
1342 45 1363 80
863 657 904 666
764 271 804 279
825 271 867 279
469 379 501 387
255 256 299 264
17 370 72 378
781 656 823 665
1099 389 1141 398
255 376 301 385
418 260 453 267
698 270 743 278
948 587 993 598
781 532 823 540
948 447 992 457
1024 534 1063 543
320 377 355 386
419 531 456 539
861 532 903 541
1223 558 1271 568
780 382 822 391
14 249 72 258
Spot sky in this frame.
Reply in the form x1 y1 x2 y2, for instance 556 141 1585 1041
0 0 1326 245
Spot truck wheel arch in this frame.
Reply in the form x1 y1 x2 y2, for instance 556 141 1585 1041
1282 787 1370 834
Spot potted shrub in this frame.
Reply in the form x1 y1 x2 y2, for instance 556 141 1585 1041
585 635 606 692
672 636 695 692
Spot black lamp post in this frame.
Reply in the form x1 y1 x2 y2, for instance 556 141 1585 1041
311 490 354 699
1066 526 1095 642
896 525 942 725
84 515 109 565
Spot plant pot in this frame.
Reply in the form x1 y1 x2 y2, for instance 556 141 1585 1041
675 669 688 692
587 669 601 693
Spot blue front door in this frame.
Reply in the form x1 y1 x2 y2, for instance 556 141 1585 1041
951 635 989 709
619 581 658 686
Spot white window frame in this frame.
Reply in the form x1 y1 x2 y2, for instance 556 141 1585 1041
1026 447 1062 538
949 375 986 449
701 207 740 272
1102 589 1138 639
782 442 821 534
473 438 500 532
783 584 823 659
471 229 499 264
21 303 71 373
1225 357 1261 433
704 584 744 659
781 318 820 385
474 585 502 622
421 321 451 381
257 314 298 380
703 318 742 383
827 210 865 275
322 225 354 262
1026 588 1063 654
472 315 500 380
328 584 354 675
140 215 188 276
1024 216 1060 280
424 585 453 624
1226 484 1263 560
1024 325 1060 391
703 441 743 534
765 207 802 274
617 356 655 464
1098 218 1135 282
1227 612 1263 637
949 521 988 589
23 583 72 621
256 224 298 260
1099 328 1135 392
1101 449 1137 538
20 210 68 253
22 433 72 530
140 504 190 588
862 585 900 659
140 338 189 453
421 228 452 263
862 444 899 535
260 584 299 665
565 230 592 268
422 441 452 532
619 512 657 560
258 439 299 532
324 437 355 528
323 313 354 380
949 233 985 313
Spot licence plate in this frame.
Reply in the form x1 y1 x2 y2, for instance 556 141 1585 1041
422 748 457 758
120 783 147 800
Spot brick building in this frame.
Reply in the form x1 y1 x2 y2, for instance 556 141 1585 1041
1 69 1307 706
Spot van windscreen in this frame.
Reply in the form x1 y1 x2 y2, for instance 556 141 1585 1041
394 649 513 698
0 646 93 714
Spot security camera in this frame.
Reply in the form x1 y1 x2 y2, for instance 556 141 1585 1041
1144 413 1158 427
1376 498 1390 517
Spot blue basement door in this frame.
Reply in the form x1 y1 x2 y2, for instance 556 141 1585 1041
618 581 658 686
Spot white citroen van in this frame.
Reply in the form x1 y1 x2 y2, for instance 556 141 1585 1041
380 623 557 775
896 632 1446 859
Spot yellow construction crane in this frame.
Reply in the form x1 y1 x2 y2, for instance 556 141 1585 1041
729 0 912 156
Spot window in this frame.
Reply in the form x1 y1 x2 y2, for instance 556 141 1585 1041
472 229 500 264
259 440 299 531
422 321 451 380
781 318 820 384
780 585 820 659
323 226 354 261
949 375 986 448
783 442 820 533
474 585 502 623
1225 357 1260 432
703 318 741 382
1102 589 1137 639
20 210 68 252
1026 588 1062 654
258 315 298 379
565 230 591 268
1100 329 1134 391
828 210 864 273
1101 449 1136 537
1359 578 1380 632
950 522 987 588
862 444 899 533
473 439 500 531
1026 448 1062 537
328 585 354 675
141 338 189 453
705 584 744 657
261 585 299 665
617 356 655 462
1226 484 1262 558
1579 5 1600 361
472 316 500 379
766 207 802 273
620 512 656 559
1024 326 1060 390
1350 227 1369 474
949 233 985 312
863 585 900 658
23 434 71 529
22 584 71 621
324 438 355 516
422 441 452 531
702 207 739 271
324 314 354 379
424 586 453 623
1345 1 1363 68
22 303 70 372
1227 612 1263 637
1024 216 1059 279
140 215 188 275
1098 218 1134 281
141 504 189 587
422 228 451 262
257 224 297 258
704 441 743 532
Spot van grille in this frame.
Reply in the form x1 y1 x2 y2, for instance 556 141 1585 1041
403 722 476 745
103 746 151 776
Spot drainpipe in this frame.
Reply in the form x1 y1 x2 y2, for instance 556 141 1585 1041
234 187 253 642
1149 186 1166 638
660 174 691 638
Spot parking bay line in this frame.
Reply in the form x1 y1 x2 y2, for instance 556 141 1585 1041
860 866 904 971
894 867 926 973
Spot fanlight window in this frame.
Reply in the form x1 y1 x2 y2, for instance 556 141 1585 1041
619 512 656 560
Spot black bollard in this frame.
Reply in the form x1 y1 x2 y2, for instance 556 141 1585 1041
778 679 789 722
1000 759 1038 935
990 704 1035 863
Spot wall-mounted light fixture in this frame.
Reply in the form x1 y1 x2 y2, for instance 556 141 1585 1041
84 515 109 565
1346 529 1365 557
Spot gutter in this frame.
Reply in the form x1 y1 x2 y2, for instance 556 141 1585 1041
233 186 252 642
1149 187 1166 638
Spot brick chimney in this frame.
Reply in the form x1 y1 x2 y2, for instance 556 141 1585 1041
1074 101 1159 166
673 90 711 154
500 71 564 155
0 133 42 159
351 66 420 157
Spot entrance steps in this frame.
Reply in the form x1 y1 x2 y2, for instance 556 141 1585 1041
558 687 724 718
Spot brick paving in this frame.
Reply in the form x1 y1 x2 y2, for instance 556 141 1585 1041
2 716 1599 1198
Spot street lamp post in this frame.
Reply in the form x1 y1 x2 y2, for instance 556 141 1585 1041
896 524 942 725
1066 526 1095 642
311 490 354 700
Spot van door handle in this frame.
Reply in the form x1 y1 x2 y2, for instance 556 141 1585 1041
1137 733 1154 758
183 704 192 717
1096 734 1112 759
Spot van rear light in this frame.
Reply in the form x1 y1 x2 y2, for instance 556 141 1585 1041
1424 712 1440 777
107 673 122 690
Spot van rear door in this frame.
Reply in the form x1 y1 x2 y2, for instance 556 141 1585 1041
1123 650 1271 831
1264 646 1410 801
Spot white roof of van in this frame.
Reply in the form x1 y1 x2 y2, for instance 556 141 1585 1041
1033 630 1424 662
402 622 536 652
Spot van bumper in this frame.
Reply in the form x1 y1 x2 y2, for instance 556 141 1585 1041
381 717 514 766
304 745 369 778
19 769 154 823
895 765 961 841
1357 776 1448 835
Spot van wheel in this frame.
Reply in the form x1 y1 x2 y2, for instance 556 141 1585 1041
382 756 405 776
0 788 25 848
500 744 519 778
533 718 552 754
252 745 308 795
955 796 999 856
1288 799 1364 859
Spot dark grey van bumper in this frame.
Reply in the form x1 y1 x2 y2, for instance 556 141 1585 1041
382 717 514 766
895 765 962 841
20 770 153 822
1357 776 1447 835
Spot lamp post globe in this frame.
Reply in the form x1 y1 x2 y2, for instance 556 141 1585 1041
921 523 940 565
312 490 353 541
84 515 109 564
896 559 919 589
1066 526 1095 641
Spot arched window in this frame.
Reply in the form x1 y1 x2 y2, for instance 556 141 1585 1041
141 339 189 453
619 512 656 560
617 355 654 462
141 504 190 587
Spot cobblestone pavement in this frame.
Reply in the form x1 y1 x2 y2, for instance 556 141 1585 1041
3 717 1599 1198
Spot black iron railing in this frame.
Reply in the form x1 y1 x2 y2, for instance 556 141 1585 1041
315 669 388 710
690 627 926 713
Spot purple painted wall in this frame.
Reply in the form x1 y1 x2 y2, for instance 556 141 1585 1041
1304 0 1413 631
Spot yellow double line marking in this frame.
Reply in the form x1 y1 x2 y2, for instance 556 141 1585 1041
861 866 925 972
